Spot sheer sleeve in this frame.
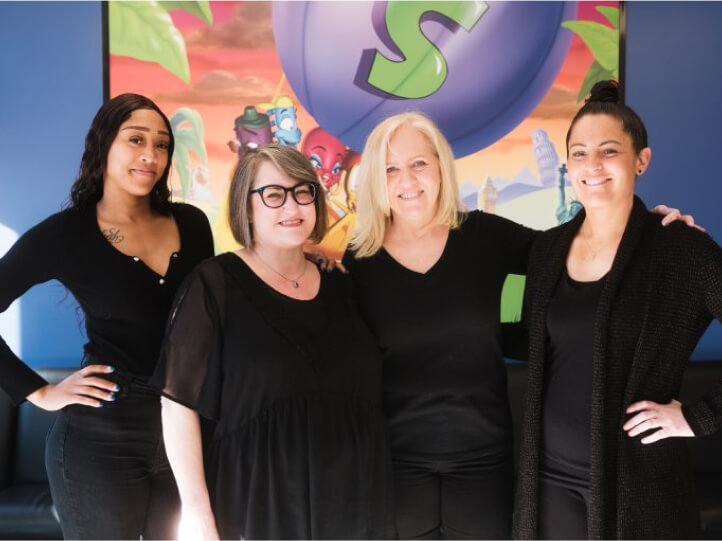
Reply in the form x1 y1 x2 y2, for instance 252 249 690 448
152 264 224 421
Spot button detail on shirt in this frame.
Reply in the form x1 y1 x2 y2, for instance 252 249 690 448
133 257 140 262
159 278 165 285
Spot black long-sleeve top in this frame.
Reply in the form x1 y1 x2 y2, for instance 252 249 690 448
0 203 214 405
343 210 537 459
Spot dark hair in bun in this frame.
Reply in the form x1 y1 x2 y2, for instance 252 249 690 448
565 80 648 154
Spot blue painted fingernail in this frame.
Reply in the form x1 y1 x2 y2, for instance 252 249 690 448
108 366 115 372
96 402 104 408
113 384 120 392
109 393 116 401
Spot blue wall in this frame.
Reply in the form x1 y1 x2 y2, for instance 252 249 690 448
0 2 102 366
626 2 722 359
1 1 721 365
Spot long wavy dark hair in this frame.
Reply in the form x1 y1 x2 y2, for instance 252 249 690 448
68 93 174 213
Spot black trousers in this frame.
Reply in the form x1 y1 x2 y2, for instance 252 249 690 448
45 369 180 540
392 453 513 539
538 476 590 540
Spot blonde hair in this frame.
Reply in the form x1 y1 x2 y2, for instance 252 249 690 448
228 144 328 248
350 111 464 258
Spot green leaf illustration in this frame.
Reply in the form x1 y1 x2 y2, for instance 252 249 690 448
160 1 213 25
577 60 617 102
173 145 191 200
109 1 190 83
171 108 207 161
170 108 208 199
561 20 618 71
500 274 525 323
596 6 619 30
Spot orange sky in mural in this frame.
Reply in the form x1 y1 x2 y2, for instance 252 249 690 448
110 0 620 232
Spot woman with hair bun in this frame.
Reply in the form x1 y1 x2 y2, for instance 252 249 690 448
339 108 698 540
0 93 214 539
513 80 722 540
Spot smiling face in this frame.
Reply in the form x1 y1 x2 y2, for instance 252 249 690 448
567 113 651 211
104 109 171 199
249 159 317 250
385 124 442 226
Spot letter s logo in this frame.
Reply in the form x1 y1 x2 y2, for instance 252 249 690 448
365 1 488 99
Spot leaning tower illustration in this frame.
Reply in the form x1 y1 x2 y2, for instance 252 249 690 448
531 129 559 187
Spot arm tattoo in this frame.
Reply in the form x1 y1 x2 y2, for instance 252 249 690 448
102 228 124 243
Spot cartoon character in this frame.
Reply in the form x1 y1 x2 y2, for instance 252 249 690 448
260 95 302 147
301 126 360 256
302 126 347 189
228 106 273 158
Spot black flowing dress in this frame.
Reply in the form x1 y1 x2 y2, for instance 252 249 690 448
152 253 395 540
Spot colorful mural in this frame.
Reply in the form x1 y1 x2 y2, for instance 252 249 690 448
108 0 620 319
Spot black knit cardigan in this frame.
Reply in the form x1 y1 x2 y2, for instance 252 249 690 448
513 197 722 540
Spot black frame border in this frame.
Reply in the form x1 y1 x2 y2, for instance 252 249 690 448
101 1 109 103
100 2 628 104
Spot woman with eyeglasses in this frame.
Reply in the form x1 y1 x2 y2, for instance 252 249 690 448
152 144 394 540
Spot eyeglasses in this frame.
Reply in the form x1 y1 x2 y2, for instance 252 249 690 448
250 182 318 208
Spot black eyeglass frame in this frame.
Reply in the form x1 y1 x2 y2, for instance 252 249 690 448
249 182 318 208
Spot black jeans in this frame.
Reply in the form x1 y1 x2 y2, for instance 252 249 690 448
45 368 180 540
392 452 513 539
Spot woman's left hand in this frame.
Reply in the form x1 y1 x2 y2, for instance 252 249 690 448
623 399 694 444
652 204 706 232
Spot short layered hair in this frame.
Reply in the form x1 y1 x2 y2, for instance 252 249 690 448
228 144 328 248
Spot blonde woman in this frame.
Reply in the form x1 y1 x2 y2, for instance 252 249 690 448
341 112 533 539
342 112 695 540
153 145 394 540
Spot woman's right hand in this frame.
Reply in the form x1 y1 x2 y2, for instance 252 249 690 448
25 365 118 411
178 505 220 541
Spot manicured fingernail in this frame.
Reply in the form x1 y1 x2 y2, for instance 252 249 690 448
96 402 104 408
108 366 115 372
113 384 120 392
109 393 116 401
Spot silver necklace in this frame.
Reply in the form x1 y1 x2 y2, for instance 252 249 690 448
252 250 307 288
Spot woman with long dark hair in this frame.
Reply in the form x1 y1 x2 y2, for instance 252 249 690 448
0 93 214 539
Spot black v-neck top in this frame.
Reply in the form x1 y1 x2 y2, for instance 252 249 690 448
343 210 537 459
0 203 214 404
